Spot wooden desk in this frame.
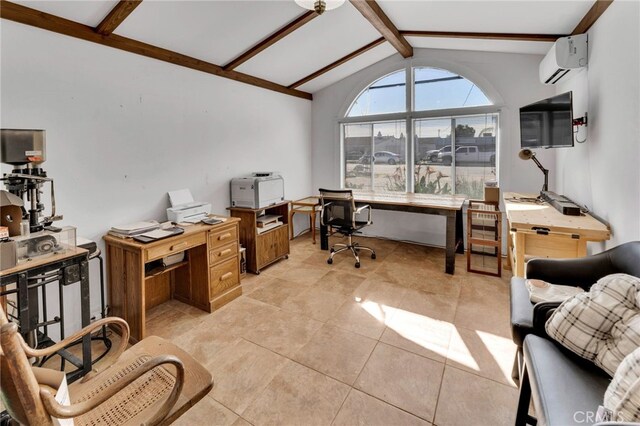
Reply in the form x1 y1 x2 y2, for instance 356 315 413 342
319 191 467 274
289 197 321 243
104 219 242 343
503 192 610 277
0 247 92 381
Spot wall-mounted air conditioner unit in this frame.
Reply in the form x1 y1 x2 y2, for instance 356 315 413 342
540 34 588 85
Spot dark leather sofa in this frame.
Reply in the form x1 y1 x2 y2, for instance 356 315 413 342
510 241 640 379
510 241 640 426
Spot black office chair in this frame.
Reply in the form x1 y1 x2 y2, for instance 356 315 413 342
319 188 376 268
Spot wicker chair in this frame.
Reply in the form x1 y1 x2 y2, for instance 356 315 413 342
0 306 213 425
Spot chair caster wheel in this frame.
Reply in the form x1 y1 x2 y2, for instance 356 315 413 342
355 262 361 268
285 255 289 259
371 253 376 260
327 258 333 265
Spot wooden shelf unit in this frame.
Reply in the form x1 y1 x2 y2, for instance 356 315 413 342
228 201 290 274
466 199 502 277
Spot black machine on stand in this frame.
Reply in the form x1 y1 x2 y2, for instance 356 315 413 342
0 129 111 384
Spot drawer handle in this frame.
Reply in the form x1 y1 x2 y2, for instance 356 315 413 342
219 249 232 257
220 272 233 281
170 242 188 251
218 233 232 241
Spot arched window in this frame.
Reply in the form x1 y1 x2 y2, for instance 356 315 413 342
347 70 406 117
342 66 498 198
413 67 491 111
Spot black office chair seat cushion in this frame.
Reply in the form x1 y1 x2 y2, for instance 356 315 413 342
326 220 369 234
510 277 535 347
524 334 611 426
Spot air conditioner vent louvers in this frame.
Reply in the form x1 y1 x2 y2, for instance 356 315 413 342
545 69 571 84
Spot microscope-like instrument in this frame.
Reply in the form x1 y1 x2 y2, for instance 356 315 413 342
1 129 75 261
1 129 63 232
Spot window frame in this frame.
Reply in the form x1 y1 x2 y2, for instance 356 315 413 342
339 64 502 194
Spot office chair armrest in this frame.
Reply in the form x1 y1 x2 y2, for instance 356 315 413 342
21 317 130 375
320 201 333 226
40 354 185 424
354 204 370 214
353 204 372 226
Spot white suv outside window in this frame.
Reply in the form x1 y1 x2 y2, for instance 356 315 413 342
373 151 402 165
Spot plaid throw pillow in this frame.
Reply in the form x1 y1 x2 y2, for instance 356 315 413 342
545 273 640 376
604 346 640 422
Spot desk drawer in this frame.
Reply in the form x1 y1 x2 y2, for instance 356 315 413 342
209 242 238 265
145 233 206 262
210 257 239 296
209 226 238 250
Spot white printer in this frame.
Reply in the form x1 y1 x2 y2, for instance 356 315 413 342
230 172 284 209
166 189 211 223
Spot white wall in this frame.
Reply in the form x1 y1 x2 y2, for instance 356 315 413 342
1 21 313 334
311 48 555 245
555 0 640 251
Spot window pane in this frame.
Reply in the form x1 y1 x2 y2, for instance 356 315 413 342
414 67 491 112
344 123 372 191
373 121 406 192
414 118 453 194
454 114 498 199
347 71 406 117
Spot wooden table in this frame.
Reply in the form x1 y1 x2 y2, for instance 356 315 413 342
503 192 611 277
319 191 467 274
289 197 321 243
104 219 242 343
0 246 92 381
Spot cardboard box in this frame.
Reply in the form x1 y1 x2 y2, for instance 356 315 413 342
484 186 500 203
0 241 17 271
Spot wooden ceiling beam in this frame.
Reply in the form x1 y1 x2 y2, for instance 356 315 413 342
289 37 385 89
349 0 412 58
572 0 613 35
224 10 318 71
95 0 142 35
0 1 312 100
400 30 564 43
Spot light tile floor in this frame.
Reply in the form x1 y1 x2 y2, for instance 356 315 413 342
112 233 517 425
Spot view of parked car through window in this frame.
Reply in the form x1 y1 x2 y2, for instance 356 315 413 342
343 67 497 199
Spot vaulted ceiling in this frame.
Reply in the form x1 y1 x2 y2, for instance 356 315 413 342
2 0 610 99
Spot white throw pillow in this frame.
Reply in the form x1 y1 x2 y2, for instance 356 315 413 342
545 273 640 376
526 279 584 303
604 346 640 422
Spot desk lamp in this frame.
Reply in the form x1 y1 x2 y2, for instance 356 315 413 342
518 148 548 194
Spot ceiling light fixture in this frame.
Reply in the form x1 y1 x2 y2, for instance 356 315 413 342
295 0 345 15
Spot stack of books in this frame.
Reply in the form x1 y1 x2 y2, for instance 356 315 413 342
108 221 160 238
256 215 283 234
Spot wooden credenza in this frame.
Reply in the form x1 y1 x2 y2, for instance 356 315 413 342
104 219 241 343
228 201 290 274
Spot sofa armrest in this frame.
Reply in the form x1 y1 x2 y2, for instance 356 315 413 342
526 253 614 290
532 301 562 337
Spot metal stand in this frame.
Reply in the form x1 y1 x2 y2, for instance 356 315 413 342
0 250 92 383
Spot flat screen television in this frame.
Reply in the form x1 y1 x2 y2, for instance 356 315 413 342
520 91 573 148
